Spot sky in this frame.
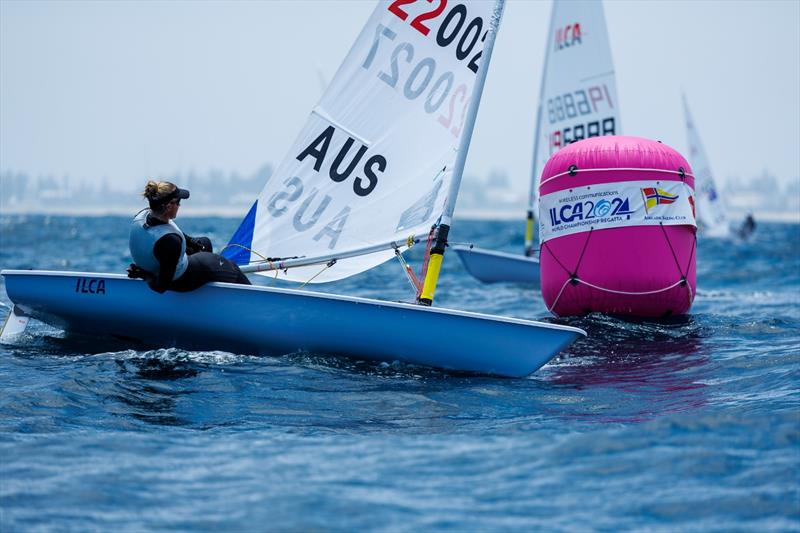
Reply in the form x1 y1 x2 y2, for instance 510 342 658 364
1 0 799 196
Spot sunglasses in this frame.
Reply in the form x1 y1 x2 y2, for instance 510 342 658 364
169 199 181 206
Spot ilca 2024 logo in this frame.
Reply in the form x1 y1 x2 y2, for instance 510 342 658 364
549 193 636 227
555 23 582 51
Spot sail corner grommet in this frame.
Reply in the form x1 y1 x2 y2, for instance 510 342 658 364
568 165 578 176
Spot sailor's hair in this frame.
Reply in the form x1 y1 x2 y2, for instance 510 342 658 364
143 180 177 212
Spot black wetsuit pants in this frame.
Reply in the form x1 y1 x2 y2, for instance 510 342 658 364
172 251 251 292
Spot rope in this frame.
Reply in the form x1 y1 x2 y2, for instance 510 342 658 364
685 232 697 277
658 222 697 306
219 243 303 267
572 227 594 279
660 222 684 278
547 278 574 315
297 259 337 288
540 166 695 186
541 241 571 278
219 243 272 263
575 277 686 296
395 248 421 293
547 276 687 314
540 228 593 285
683 233 697 305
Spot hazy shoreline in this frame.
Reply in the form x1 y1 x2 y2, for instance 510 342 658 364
1 205 797 224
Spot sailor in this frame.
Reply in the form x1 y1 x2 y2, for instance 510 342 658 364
737 213 757 240
127 180 251 293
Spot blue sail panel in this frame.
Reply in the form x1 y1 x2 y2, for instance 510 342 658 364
222 201 257 265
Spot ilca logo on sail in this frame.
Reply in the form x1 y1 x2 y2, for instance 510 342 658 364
555 22 582 51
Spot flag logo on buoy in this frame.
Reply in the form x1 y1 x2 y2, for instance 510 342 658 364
641 187 679 212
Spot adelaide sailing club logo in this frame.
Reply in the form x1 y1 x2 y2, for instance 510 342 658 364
555 23 582 51
641 187 679 213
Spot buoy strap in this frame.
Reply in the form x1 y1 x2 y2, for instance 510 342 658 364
540 167 695 187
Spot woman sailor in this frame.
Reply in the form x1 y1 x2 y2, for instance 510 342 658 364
128 180 251 293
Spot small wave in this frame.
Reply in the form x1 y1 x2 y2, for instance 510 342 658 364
104 347 261 366
281 350 460 380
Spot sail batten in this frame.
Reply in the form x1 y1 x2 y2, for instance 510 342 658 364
226 1 501 283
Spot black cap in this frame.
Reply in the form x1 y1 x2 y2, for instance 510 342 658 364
150 186 190 208
171 187 190 201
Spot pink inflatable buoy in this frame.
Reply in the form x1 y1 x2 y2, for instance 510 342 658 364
538 136 697 317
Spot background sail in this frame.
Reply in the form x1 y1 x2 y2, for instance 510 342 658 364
530 0 621 209
683 94 730 237
225 0 497 282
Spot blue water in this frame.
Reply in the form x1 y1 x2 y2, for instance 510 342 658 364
1 215 798 531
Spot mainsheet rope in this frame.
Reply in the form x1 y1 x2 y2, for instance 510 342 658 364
219 242 274 264
220 242 331 286
297 260 337 288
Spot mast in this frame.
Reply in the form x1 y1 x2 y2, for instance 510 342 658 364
524 0 557 257
418 0 506 306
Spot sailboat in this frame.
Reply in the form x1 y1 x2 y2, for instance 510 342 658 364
1 0 585 378
682 93 731 238
453 0 621 284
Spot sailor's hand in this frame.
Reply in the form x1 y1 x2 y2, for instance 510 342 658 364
185 236 212 255
127 263 148 280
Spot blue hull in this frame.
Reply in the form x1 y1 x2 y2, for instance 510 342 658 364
1 270 583 377
452 246 540 285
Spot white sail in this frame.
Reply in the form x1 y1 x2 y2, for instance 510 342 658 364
682 94 730 237
226 1 500 282
528 0 621 221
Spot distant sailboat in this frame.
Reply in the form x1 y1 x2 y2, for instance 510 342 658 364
682 93 731 238
2 0 585 377
454 0 622 284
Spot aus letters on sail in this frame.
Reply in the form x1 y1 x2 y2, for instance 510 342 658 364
226 1 498 283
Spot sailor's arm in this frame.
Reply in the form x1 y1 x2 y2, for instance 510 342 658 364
150 234 182 293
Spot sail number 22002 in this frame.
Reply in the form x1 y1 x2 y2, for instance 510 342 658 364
387 1 486 73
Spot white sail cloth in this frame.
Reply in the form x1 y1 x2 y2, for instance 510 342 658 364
529 0 621 210
227 1 497 282
683 94 730 237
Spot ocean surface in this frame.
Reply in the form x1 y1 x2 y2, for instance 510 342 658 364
1 214 798 531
